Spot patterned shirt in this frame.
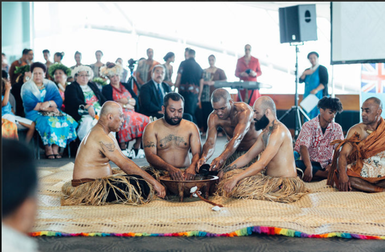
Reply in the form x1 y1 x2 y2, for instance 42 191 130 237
294 116 344 168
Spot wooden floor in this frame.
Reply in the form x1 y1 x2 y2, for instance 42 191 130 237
34 135 383 252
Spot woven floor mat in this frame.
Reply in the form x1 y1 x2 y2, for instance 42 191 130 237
33 163 385 236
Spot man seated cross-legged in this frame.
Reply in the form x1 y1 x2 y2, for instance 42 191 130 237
61 101 166 206
142 92 201 181
217 96 309 203
327 97 385 192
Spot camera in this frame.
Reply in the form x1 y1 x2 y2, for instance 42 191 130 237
128 58 137 73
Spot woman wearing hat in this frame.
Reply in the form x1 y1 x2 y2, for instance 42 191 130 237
64 65 106 142
49 63 72 111
101 62 149 158
20 62 78 159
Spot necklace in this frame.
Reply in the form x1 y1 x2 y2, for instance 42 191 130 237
37 84 44 90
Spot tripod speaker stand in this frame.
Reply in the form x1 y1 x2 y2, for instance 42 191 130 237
278 43 310 139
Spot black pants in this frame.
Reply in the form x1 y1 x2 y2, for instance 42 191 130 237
105 175 151 202
180 92 198 124
295 160 324 176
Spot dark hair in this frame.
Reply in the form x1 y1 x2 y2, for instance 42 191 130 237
2 139 38 218
185 47 190 52
54 52 65 60
43 49 50 54
208 54 216 59
31 62 47 73
2 69 8 79
163 92 184 107
317 96 343 113
188 49 195 56
147 48 153 53
163 52 175 62
307 51 319 59
115 58 123 63
2 52 6 56
22 48 32 55
75 51 81 56
95 50 103 56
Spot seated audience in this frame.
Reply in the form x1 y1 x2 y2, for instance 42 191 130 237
294 97 344 181
2 77 35 143
49 63 72 111
139 64 172 119
65 65 105 141
2 139 39 252
139 64 193 121
217 96 309 203
197 88 261 172
327 97 385 193
21 62 78 159
61 101 166 206
142 92 201 181
101 62 149 158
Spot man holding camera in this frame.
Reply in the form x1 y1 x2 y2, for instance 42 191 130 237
235 44 262 106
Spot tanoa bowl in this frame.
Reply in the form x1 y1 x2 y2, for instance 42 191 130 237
159 175 219 202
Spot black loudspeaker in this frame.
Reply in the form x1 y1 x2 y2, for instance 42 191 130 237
279 4 318 43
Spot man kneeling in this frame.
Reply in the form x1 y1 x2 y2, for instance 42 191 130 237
61 101 165 206
217 96 309 203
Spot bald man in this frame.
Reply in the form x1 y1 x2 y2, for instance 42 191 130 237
61 101 165 206
197 88 261 172
217 96 308 203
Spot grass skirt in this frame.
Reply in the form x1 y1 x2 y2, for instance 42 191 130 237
216 169 310 203
61 173 154 206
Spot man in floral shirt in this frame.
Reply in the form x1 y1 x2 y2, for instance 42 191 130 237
294 97 344 182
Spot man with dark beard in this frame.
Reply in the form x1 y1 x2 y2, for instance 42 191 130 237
216 96 309 203
197 88 261 172
142 92 201 181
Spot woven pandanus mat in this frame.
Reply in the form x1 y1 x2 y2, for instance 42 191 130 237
33 163 385 236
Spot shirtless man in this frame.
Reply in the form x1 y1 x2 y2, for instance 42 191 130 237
220 96 306 201
62 101 165 206
197 88 261 172
327 97 385 192
143 92 201 181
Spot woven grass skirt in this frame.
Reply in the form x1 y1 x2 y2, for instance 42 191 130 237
61 174 155 206
216 169 310 203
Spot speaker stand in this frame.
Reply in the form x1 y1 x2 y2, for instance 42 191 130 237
278 43 310 140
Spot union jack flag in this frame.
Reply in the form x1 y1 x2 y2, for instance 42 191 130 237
361 63 385 93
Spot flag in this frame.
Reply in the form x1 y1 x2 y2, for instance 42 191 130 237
361 63 385 93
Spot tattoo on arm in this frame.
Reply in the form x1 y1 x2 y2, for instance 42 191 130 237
144 141 156 148
222 164 237 173
99 141 115 153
